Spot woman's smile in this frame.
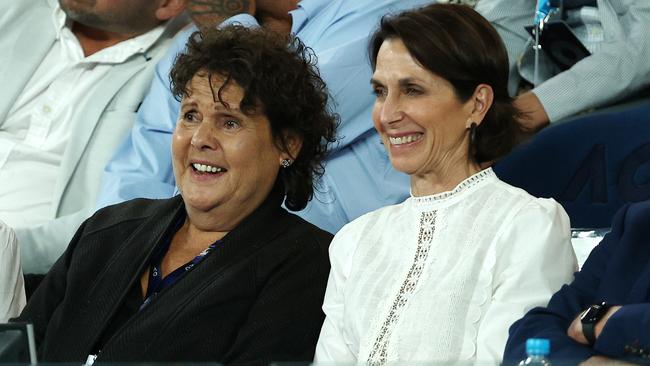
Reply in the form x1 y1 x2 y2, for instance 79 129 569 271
188 160 228 183
388 132 424 146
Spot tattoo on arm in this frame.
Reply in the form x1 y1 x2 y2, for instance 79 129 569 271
188 0 251 17
188 0 253 29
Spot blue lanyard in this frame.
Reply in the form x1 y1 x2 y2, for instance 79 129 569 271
140 237 220 311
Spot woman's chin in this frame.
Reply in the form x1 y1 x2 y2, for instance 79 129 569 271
389 158 420 176
181 191 221 213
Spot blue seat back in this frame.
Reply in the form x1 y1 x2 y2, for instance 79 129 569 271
494 101 650 228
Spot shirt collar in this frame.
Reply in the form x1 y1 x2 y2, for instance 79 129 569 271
49 0 69 40
290 0 331 33
83 23 166 64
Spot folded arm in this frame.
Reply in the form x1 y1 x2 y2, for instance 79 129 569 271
594 302 650 359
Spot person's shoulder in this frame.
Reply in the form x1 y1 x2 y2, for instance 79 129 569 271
84 197 181 234
0 1 51 27
165 23 196 48
492 177 566 215
273 212 335 260
326 0 432 15
622 200 650 218
284 212 334 244
6 0 49 12
310 0 432 28
614 200 650 232
485 177 570 236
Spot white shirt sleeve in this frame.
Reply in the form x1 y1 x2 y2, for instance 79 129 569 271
477 0 650 122
0 220 26 322
533 0 650 121
476 198 578 362
314 222 359 363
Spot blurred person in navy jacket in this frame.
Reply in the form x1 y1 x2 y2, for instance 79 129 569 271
505 201 650 364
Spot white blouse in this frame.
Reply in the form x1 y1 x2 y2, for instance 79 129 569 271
315 168 577 364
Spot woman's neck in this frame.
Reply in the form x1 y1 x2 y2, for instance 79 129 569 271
168 218 226 257
183 207 242 243
410 161 482 197
150 219 225 282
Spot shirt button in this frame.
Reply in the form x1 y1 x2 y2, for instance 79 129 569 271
42 105 52 113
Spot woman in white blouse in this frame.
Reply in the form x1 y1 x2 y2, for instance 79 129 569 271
315 3 577 364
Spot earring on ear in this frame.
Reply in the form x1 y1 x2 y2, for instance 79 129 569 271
468 122 477 147
281 159 293 168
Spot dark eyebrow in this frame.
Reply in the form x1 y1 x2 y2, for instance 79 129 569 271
370 77 424 87
398 77 423 87
370 78 383 86
180 97 245 117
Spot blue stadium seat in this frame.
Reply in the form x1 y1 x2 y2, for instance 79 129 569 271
494 100 650 229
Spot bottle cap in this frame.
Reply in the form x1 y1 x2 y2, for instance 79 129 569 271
535 0 559 25
526 338 550 356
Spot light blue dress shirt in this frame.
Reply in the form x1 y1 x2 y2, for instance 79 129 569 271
97 0 434 234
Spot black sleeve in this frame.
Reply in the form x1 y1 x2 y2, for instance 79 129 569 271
12 219 90 352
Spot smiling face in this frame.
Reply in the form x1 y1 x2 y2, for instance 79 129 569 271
172 73 285 229
371 38 476 178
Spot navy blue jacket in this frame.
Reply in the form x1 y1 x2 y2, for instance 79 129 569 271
504 201 650 363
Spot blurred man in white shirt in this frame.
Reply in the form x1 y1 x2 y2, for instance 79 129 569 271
0 0 187 273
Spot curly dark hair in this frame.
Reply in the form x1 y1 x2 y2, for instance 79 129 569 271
370 3 524 164
170 25 338 211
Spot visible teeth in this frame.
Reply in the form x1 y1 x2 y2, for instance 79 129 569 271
389 134 422 145
192 163 224 173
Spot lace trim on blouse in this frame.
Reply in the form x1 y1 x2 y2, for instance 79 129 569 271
410 168 495 206
367 211 437 366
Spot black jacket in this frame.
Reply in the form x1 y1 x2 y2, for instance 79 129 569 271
16 188 332 364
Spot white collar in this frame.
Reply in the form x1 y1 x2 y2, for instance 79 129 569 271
409 168 497 208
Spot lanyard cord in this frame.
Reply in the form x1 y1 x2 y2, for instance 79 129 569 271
140 237 220 311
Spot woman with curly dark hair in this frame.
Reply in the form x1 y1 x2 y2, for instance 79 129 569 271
14 25 338 364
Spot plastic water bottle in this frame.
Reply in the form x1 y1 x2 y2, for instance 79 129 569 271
518 338 551 366
533 0 559 85
535 0 554 25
